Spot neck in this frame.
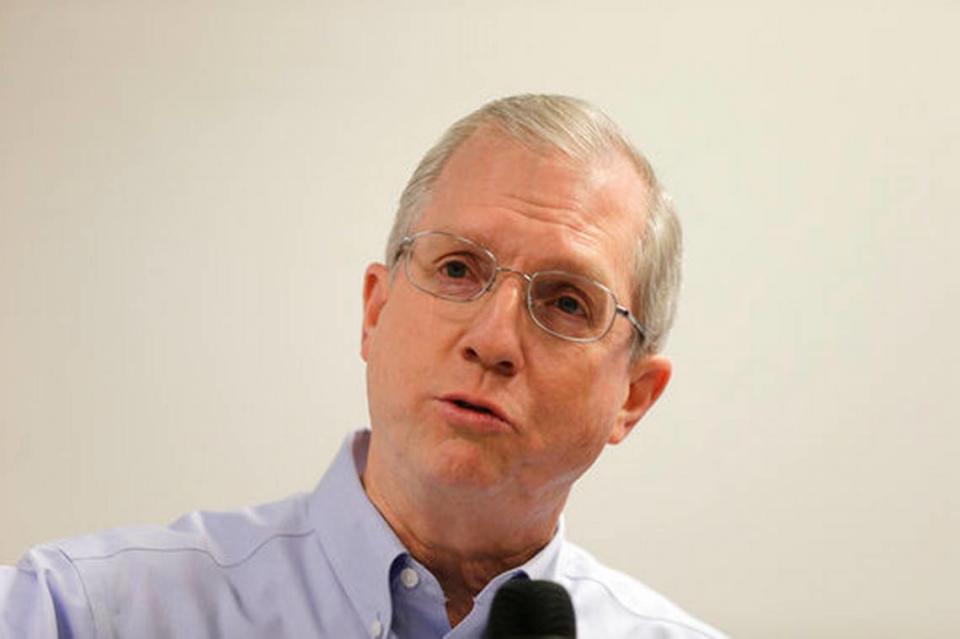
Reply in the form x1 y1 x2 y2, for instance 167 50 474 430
361 447 567 627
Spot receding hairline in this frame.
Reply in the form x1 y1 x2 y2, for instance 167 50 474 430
409 122 657 233
470 117 655 185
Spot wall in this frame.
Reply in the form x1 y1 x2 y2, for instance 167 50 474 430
2 2 958 636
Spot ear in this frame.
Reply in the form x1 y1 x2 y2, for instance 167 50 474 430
361 263 391 362
607 355 672 445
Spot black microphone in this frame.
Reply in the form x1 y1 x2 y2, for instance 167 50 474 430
484 579 577 639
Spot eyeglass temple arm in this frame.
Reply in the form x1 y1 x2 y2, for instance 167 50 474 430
616 305 647 346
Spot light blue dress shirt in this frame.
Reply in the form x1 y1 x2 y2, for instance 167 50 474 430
1 430 726 638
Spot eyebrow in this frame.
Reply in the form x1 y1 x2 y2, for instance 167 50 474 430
431 226 615 288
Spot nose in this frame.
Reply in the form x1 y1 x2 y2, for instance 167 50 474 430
459 271 527 377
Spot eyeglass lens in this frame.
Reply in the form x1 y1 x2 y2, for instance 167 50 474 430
404 232 615 340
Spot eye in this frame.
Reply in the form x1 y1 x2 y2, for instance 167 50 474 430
531 275 599 325
441 259 470 279
555 295 584 316
431 253 486 292
551 293 591 319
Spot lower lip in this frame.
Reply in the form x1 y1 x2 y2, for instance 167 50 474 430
436 400 512 434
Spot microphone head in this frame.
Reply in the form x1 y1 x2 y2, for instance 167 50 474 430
484 579 577 639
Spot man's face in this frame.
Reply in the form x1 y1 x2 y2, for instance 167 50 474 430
361 129 670 505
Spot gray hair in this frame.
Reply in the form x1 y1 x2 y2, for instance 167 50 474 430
385 94 682 356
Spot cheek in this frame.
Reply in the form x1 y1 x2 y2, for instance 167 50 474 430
366 293 455 410
525 354 626 455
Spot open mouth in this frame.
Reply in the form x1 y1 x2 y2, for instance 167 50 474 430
440 395 510 426
451 399 496 416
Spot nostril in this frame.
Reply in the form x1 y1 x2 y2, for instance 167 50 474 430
462 347 516 376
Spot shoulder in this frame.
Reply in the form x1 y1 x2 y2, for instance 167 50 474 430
4 493 318 637
53 491 314 569
557 541 728 639
50 493 317 611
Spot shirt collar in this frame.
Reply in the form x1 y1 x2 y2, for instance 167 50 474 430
308 430 407 634
308 429 567 633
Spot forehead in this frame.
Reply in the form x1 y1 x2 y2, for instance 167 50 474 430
414 130 649 293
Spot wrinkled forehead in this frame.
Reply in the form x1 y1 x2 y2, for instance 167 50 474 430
415 130 649 297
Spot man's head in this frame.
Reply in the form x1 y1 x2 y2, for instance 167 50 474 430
360 95 678 517
384 94 681 357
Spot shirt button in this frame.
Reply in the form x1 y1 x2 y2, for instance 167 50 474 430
370 620 383 638
400 567 420 589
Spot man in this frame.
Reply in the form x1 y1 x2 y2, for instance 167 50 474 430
1 95 726 638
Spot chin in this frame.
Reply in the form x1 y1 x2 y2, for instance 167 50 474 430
425 438 506 491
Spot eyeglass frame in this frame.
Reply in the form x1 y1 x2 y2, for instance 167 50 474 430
393 230 647 346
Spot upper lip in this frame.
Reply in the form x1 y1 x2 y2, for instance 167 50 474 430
439 393 513 426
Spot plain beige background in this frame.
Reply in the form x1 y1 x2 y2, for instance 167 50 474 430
2 2 958 637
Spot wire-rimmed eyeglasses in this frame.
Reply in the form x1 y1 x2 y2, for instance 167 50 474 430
395 230 646 345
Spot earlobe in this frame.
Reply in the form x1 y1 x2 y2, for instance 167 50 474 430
607 355 672 445
361 263 390 362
